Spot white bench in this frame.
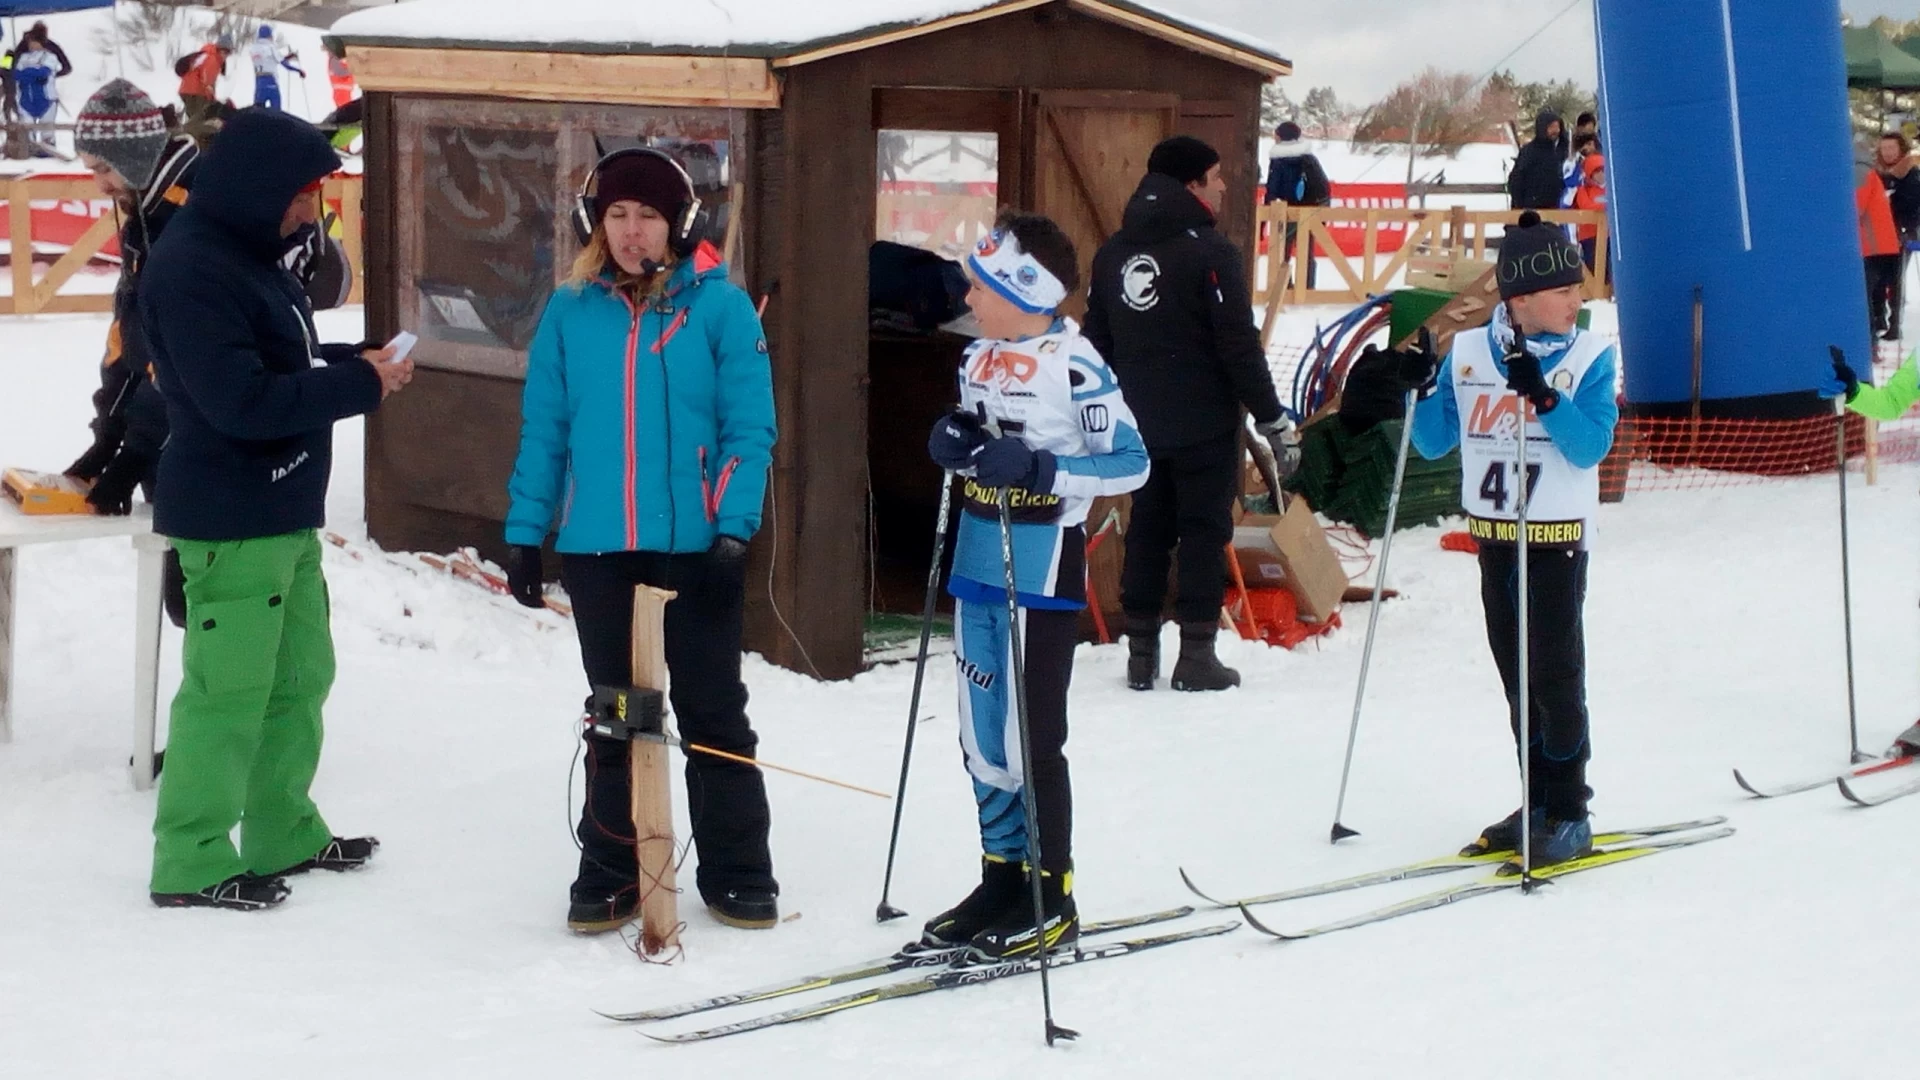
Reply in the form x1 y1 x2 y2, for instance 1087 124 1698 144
0 500 166 791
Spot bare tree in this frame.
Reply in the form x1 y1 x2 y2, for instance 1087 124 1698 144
1258 82 1296 132
1351 68 1514 158
91 2 246 78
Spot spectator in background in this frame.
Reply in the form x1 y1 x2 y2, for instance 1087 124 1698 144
1573 111 1598 147
177 33 234 147
1573 152 1607 270
1859 153 1903 341
1876 131 1920 341
1264 121 1331 289
9 20 72 78
1507 110 1567 211
1562 132 1597 209
11 37 59 155
1085 136 1296 694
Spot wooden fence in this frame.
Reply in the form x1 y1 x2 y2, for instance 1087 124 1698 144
0 174 364 316
1254 203 1611 310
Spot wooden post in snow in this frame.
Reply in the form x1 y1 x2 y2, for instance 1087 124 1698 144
630 584 679 956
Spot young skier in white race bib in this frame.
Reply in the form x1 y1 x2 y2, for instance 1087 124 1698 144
1373 210 1619 870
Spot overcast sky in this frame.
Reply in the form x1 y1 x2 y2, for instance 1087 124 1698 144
1158 1 1920 108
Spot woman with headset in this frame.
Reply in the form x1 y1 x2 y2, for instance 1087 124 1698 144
504 148 780 933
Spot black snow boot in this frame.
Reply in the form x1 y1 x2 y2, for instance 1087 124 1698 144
278 835 380 875
1169 622 1240 691
1125 614 1160 691
567 886 640 934
969 864 1079 961
706 887 780 930
151 872 291 912
1459 808 1528 857
922 854 1027 947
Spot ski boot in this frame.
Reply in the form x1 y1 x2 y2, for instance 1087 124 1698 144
1169 622 1240 691
1892 721 1920 758
1125 614 1160 691
278 835 380 875
151 871 291 912
922 854 1026 947
1498 815 1593 876
707 888 780 930
567 886 640 934
1459 807 1529 857
969 864 1079 961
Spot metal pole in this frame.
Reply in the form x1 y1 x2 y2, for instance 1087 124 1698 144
874 472 956 922
1515 387 1536 893
998 487 1076 1046
1328 388 1417 843
1828 354 1866 764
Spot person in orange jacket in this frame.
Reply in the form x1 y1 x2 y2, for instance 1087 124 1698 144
1859 158 1903 339
176 34 232 147
1572 153 1607 270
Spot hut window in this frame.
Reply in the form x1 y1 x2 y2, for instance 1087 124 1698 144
875 130 998 260
393 98 744 379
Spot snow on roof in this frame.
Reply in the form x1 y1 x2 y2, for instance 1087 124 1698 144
329 0 1287 71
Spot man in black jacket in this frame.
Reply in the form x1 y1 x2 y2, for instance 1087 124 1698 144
1085 135 1293 693
1876 131 1920 340
141 107 412 912
1508 110 1567 211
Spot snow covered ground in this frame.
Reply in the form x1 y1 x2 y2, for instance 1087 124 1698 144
4 307 1919 1078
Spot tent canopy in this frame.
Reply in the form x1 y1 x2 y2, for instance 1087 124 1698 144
0 0 112 16
1844 25 1920 90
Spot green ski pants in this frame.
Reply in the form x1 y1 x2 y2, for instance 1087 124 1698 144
150 529 336 893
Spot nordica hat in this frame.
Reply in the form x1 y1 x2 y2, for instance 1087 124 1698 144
73 79 171 191
1496 210 1585 300
966 227 1068 315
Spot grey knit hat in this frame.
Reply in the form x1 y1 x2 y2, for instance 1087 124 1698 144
73 79 170 191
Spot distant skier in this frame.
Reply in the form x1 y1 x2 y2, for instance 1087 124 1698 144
1397 210 1619 870
249 24 304 111
922 212 1148 959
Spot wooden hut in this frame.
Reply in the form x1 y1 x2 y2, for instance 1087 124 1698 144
328 0 1288 679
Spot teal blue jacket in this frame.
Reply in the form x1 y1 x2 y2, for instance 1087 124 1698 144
505 247 775 553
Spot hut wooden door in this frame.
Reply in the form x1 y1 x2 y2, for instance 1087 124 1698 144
1031 91 1175 640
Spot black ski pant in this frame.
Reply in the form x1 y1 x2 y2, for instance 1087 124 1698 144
1866 253 1904 336
1477 543 1592 821
563 550 776 901
1121 432 1240 626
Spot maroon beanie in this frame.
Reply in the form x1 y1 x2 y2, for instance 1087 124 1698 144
594 152 690 227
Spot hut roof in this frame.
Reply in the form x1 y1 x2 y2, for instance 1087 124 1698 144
329 0 1289 76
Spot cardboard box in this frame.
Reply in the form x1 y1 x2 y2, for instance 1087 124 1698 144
1268 498 1348 622
1232 521 1288 587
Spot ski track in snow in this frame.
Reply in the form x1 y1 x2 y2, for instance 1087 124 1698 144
2 308 1917 1077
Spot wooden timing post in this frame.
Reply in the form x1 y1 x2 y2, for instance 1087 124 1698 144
629 584 680 956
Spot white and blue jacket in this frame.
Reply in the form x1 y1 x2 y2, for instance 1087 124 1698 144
947 318 1150 609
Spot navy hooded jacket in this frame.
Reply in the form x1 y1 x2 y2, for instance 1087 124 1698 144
141 107 382 542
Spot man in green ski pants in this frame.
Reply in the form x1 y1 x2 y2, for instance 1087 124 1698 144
1828 349 1920 758
140 108 413 910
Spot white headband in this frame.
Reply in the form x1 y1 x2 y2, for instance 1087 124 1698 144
966 228 1068 315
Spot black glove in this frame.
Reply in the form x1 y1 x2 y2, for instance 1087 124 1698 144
927 409 988 471
1831 354 1861 402
1393 329 1441 392
708 534 750 593
84 450 152 516
65 415 127 482
973 435 1056 491
505 545 545 609
1504 347 1558 413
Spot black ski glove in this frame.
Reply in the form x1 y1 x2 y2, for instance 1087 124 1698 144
65 414 127 482
708 534 750 593
927 409 988 471
84 449 152 516
973 435 1056 491
1504 347 1559 413
1393 328 1441 393
1253 416 1302 480
1831 355 1861 402
505 545 545 609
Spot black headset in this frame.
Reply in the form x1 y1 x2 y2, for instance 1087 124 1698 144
569 146 710 258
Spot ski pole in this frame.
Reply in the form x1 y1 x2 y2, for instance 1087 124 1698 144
1328 388 1417 844
1515 386 1536 894
875 471 956 923
1830 346 1866 764
998 486 1077 1046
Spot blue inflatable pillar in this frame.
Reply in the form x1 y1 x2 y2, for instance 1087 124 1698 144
1596 0 1866 416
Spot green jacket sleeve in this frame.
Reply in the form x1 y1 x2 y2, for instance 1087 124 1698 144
1849 354 1920 421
